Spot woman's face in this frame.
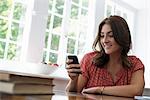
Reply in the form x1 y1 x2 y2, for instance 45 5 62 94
100 24 121 55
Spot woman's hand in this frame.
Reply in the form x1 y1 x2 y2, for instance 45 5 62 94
82 87 101 94
82 93 102 100
66 59 82 80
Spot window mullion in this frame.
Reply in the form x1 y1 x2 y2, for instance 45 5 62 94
57 0 72 66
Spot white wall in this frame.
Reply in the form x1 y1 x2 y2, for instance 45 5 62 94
145 0 150 89
134 0 150 88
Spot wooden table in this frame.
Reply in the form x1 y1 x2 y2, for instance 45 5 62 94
0 90 135 100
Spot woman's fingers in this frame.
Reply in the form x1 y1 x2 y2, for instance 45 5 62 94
66 64 80 69
66 65 82 79
67 67 81 73
82 87 100 94
66 60 81 79
66 59 73 64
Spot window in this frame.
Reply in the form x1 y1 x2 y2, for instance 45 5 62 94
0 0 92 66
43 0 90 65
0 0 27 61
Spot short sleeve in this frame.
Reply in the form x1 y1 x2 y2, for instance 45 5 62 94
80 54 90 79
80 52 96 79
129 56 145 72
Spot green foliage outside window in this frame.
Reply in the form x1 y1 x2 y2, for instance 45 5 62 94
42 51 47 62
55 0 64 15
0 42 5 58
10 22 19 41
106 5 112 17
0 0 25 60
72 0 79 4
0 0 12 17
0 19 8 39
82 0 89 7
45 32 49 48
49 52 58 63
53 16 62 29
13 3 25 20
67 38 75 54
50 34 60 51
71 5 78 19
7 43 17 60
49 0 53 10
46 15 51 29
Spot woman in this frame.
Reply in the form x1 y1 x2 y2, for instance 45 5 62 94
65 15 145 97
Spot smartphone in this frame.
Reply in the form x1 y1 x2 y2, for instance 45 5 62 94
67 55 79 64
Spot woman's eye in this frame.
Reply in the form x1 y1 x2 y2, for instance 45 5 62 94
109 35 113 37
100 35 104 37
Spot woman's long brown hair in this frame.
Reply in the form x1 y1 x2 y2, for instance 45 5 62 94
92 15 132 69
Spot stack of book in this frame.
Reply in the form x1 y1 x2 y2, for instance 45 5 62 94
0 72 54 94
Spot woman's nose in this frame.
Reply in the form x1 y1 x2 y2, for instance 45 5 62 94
103 36 109 43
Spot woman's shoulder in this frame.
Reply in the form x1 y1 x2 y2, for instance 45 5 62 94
81 51 98 62
127 55 144 71
127 55 142 62
84 51 99 58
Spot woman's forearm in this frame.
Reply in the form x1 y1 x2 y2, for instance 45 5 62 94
103 85 144 97
65 78 78 92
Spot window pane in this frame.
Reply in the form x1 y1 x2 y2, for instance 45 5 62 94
67 19 78 37
7 43 17 60
123 13 127 20
55 0 64 15
72 0 79 4
115 9 121 16
81 9 88 16
79 25 87 39
80 9 88 23
10 22 22 41
106 5 112 17
70 4 79 19
50 34 60 50
67 38 75 54
49 0 53 10
46 14 51 29
0 0 12 17
13 2 26 20
45 32 49 48
42 51 46 62
53 16 62 33
0 19 8 39
82 0 89 7
77 41 85 55
67 31 76 37
0 41 5 59
49 52 58 63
